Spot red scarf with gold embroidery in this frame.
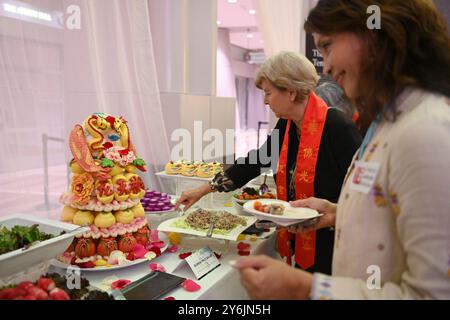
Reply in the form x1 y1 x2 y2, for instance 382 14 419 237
276 92 328 269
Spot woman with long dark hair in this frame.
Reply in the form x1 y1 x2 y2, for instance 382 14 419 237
232 0 450 299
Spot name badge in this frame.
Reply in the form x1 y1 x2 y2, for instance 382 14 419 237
349 160 381 194
185 246 221 280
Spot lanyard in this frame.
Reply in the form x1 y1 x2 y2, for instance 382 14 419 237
358 115 381 160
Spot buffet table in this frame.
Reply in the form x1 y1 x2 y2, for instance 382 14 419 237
48 203 279 300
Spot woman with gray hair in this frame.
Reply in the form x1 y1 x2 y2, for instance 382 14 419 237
175 51 361 274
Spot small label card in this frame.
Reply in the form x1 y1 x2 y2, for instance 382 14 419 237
185 246 221 280
349 160 381 194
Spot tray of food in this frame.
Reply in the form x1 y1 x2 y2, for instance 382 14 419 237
0 272 114 300
157 208 256 241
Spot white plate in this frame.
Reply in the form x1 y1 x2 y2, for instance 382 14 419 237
144 209 177 215
50 233 169 272
0 214 89 278
157 210 257 241
243 199 320 226
155 171 214 181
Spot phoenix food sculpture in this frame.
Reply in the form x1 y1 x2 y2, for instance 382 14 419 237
58 113 158 268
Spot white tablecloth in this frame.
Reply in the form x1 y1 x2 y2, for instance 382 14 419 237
48 214 279 300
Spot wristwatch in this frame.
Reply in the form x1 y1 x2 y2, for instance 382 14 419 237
208 180 218 192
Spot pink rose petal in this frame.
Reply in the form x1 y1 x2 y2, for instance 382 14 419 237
167 245 179 253
111 279 131 290
150 230 160 242
132 244 148 259
149 263 166 273
178 252 192 260
182 279 201 292
237 242 251 251
151 241 166 249
148 246 161 256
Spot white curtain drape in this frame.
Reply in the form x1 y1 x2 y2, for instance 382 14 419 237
255 0 302 57
0 0 169 217
255 0 317 128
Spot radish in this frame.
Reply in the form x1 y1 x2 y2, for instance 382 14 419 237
37 277 56 292
27 286 49 300
49 288 70 300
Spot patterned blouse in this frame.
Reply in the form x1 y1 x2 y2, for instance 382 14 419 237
311 88 450 299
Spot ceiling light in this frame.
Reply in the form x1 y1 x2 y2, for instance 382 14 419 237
249 9 256 15
3 2 52 21
217 20 221 25
227 0 238 3
247 34 254 39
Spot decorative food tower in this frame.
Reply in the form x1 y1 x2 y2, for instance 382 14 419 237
58 113 152 268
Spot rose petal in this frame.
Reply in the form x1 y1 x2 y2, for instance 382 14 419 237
149 263 166 273
148 246 161 256
133 244 148 259
237 242 251 251
164 296 176 300
178 252 192 260
182 279 201 292
238 250 250 256
111 279 131 290
167 245 179 253
150 241 166 249
150 230 160 242
79 261 96 269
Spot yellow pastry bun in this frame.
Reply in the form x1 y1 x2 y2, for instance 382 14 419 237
112 174 129 202
210 161 223 174
115 209 134 224
73 211 95 226
125 164 136 173
181 162 197 176
94 212 116 228
125 173 145 200
69 159 85 174
165 161 182 175
95 179 115 204
61 206 78 223
109 164 125 177
196 163 215 178
131 203 145 218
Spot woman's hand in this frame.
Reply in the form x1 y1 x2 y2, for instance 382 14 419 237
231 255 313 300
287 197 337 234
174 184 213 211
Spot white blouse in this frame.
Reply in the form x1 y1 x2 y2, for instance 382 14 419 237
311 88 450 299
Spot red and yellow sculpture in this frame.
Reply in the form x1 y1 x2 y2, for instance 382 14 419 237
59 113 151 268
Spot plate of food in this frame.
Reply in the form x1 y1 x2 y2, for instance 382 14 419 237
50 232 169 272
141 190 176 213
233 187 276 204
157 208 257 241
243 199 320 226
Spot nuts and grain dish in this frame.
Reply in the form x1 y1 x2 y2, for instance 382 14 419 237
185 208 247 231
